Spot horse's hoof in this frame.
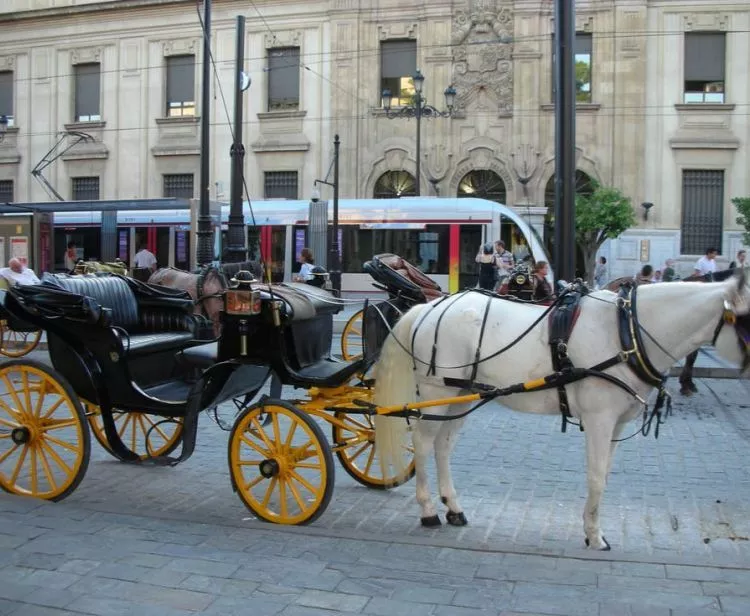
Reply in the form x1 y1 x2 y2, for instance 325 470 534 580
446 511 468 526
421 515 442 527
584 536 611 551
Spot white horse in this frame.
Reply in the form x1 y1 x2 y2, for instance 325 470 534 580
373 274 750 550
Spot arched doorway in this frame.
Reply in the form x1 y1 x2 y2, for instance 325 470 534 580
373 171 417 199
543 170 595 278
457 170 507 204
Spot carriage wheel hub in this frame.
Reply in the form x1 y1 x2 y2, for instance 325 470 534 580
259 458 280 479
11 426 31 445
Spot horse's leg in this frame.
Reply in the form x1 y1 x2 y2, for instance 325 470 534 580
413 418 442 527
434 410 469 526
582 412 620 550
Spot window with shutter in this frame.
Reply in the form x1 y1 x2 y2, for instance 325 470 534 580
0 180 13 203
681 170 724 254
264 171 298 200
267 47 300 111
551 32 593 102
380 40 417 108
166 55 196 117
163 174 195 198
0 71 13 126
72 177 100 201
684 33 725 103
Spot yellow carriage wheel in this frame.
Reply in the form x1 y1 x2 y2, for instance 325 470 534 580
332 410 415 489
229 401 334 525
0 360 90 501
85 405 183 460
0 320 42 358
341 309 364 361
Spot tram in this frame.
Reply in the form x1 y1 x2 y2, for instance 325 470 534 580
48 197 545 294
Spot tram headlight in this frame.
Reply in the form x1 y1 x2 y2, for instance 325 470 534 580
226 289 261 316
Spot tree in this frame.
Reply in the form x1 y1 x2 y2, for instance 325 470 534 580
732 197 750 246
574 182 636 284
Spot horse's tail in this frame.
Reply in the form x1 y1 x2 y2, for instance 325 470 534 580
373 302 428 485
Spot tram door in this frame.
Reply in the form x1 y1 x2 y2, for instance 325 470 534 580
458 224 483 290
174 227 190 271
134 227 170 268
260 226 286 282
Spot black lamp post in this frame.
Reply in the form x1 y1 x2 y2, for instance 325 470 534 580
0 115 8 143
381 71 456 196
312 134 341 294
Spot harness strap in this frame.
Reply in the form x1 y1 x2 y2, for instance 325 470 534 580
469 296 493 385
425 293 465 376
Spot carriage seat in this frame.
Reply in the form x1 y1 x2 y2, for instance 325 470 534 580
374 254 444 301
254 282 342 321
43 274 198 356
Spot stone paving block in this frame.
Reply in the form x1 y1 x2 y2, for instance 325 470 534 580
280 606 361 616
363 596 436 616
12 553 69 571
200 595 287 616
178 574 260 597
607 561 666 578
164 556 240 578
65 595 198 616
335 576 402 598
452 584 514 610
2 607 75 616
597 601 671 616
0 599 17 616
1 585 78 610
251 583 305 602
116 553 173 569
597 573 704 595
511 582 598 616
57 559 101 575
390 585 456 605
20 569 81 590
294 589 370 612
701 582 750 597
0 534 30 549
719 595 750 615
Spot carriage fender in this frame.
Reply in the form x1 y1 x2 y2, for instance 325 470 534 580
186 361 270 415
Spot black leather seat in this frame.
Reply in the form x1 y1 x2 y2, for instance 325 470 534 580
180 341 217 368
44 274 197 357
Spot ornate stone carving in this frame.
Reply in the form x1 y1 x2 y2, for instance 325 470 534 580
377 23 418 41
683 13 729 32
162 39 198 57
0 56 15 71
451 0 514 116
423 145 452 184
71 47 103 65
511 144 541 204
264 31 303 49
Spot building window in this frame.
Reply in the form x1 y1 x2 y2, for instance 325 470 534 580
681 170 724 255
267 47 300 111
163 174 194 198
166 55 196 117
0 71 13 127
380 40 417 108
0 180 13 203
74 63 101 122
72 177 100 201
551 32 593 103
264 171 298 200
684 33 725 103
457 170 507 204
373 170 417 199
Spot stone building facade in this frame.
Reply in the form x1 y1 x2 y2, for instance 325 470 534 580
0 0 748 278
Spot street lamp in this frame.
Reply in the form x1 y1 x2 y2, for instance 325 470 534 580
312 134 342 294
0 115 8 144
381 70 455 196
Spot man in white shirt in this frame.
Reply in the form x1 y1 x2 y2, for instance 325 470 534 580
0 258 41 286
133 245 157 272
693 247 718 277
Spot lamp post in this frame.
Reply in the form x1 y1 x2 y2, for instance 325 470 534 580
196 0 214 266
381 70 456 196
312 134 341 294
0 115 8 143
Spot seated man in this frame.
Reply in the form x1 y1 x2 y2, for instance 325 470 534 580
0 258 41 286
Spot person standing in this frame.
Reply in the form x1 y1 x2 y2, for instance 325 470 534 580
532 261 554 303
682 247 718 397
729 249 746 270
493 240 514 288
662 258 679 282
475 243 497 291
134 244 157 272
64 241 78 272
293 247 315 282
593 256 607 289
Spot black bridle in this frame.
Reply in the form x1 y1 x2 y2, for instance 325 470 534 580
712 303 750 371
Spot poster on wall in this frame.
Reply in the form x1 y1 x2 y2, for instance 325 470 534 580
0 237 5 267
10 236 29 266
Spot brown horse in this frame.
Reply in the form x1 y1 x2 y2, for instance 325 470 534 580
148 266 228 337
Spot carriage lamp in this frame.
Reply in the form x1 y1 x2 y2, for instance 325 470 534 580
225 288 261 316
641 202 654 221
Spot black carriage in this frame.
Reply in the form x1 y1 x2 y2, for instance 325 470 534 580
0 272 414 524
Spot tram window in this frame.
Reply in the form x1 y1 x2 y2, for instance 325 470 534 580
54 228 101 267
117 229 130 263
247 227 261 261
270 226 285 282
156 228 170 268
459 225 483 291
175 229 190 270
340 225 449 274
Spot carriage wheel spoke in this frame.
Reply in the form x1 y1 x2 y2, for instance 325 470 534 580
40 440 72 476
294 461 322 470
29 444 39 494
279 479 288 519
42 418 78 432
22 372 33 419
9 444 29 485
283 420 297 448
130 416 139 452
40 398 64 421
240 434 270 458
143 416 171 443
0 416 17 429
272 412 281 445
44 433 80 453
0 442 19 465
38 446 57 491
250 417 275 453
32 377 48 418
2 375 26 418
288 468 317 495
261 476 278 508
0 397 23 422
342 416 371 431
363 444 377 477
286 476 307 511
345 442 370 463
242 473 265 492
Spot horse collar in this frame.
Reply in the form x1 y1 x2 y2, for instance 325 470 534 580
616 285 665 388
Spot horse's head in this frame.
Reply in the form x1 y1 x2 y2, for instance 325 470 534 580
712 270 750 371
199 267 228 337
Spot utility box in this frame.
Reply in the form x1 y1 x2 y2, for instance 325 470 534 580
190 198 224 269
308 200 328 269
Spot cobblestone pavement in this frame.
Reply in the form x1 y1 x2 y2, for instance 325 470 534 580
1 350 750 615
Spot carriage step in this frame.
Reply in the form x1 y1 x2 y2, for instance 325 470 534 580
141 379 192 403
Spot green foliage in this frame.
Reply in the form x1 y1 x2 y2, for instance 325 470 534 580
575 182 635 248
732 197 750 246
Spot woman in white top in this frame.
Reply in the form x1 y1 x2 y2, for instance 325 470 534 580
294 247 315 282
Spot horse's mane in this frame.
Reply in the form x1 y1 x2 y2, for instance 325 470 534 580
605 267 736 291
